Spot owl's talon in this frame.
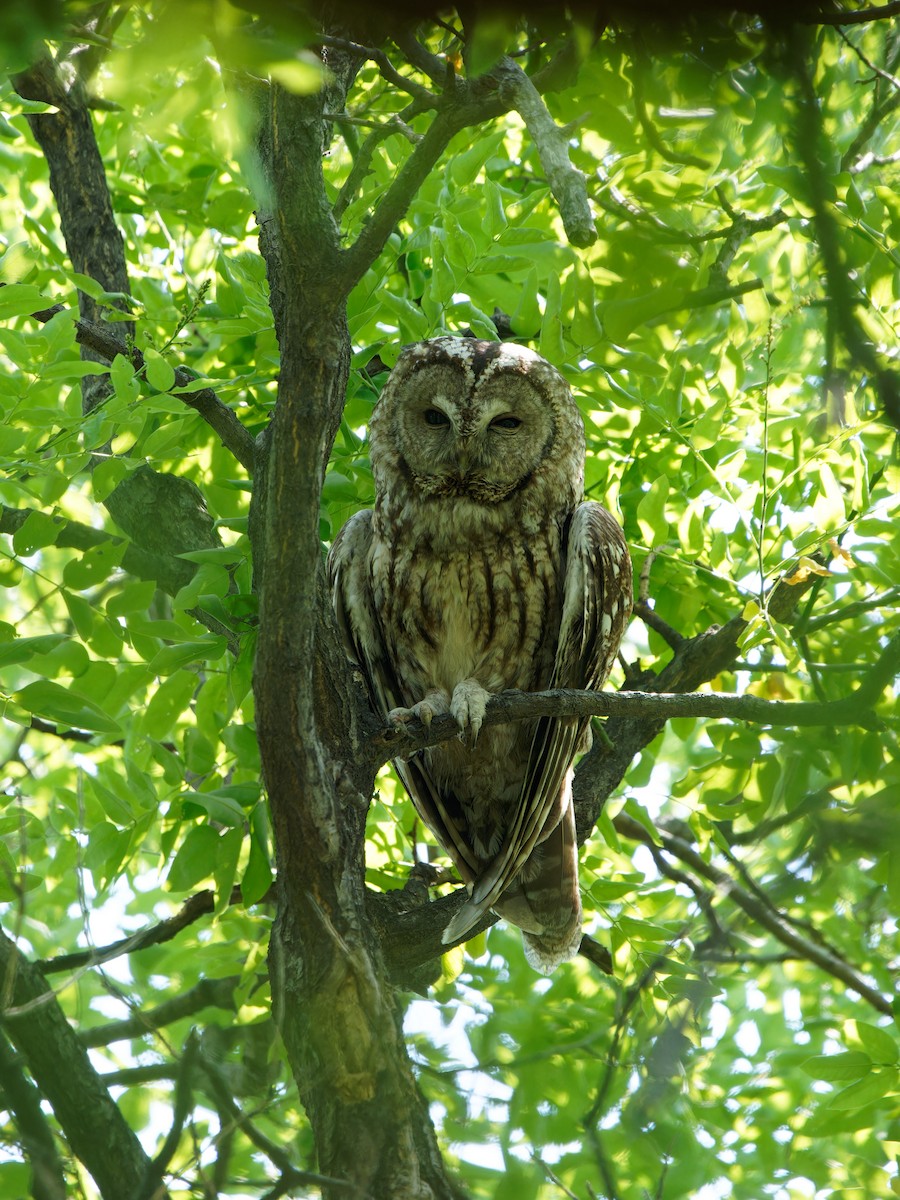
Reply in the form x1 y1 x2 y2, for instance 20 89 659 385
450 680 490 747
388 690 449 729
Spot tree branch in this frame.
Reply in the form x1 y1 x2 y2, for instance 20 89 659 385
41 887 244 976
338 102 479 291
22 304 256 472
493 57 596 247
613 814 893 1016
790 23 900 428
339 51 596 290
320 34 438 105
79 977 240 1048
0 1031 67 1200
573 564 838 842
392 30 457 90
198 1051 362 1195
0 927 153 1198
807 2 900 24
370 682 885 770
139 1030 200 1200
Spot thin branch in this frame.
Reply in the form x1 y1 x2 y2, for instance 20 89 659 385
532 1152 581 1200
339 102 478 290
837 24 900 89
392 30 457 91
320 35 438 105
40 887 246 976
79 977 240 1047
333 100 431 221
139 1029 200 1200
492 56 596 246
339 49 592 289
198 1052 363 1195
708 197 791 284
613 814 892 1016
800 587 900 632
21 300 256 472
808 2 900 25
635 549 684 648
572 544 865 844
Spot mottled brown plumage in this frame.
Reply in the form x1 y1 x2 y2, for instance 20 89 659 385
328 337 632 972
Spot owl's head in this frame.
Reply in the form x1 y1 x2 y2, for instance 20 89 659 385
369 337 584 519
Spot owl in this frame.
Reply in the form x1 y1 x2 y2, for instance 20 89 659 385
328 337 632 973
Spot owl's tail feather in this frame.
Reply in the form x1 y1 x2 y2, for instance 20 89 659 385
442 804 584 973
442 891 494 947
521 926 584 975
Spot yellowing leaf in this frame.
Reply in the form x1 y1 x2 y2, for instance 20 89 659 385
829 538 855 567
783 556 832 585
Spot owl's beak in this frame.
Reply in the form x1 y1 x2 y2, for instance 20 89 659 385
454 437 474 474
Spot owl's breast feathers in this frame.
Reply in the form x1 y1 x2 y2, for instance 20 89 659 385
370 524 564 702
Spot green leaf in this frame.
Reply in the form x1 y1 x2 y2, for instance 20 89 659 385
146 637 227 675
828 1071 896 1111
0 283 50 318
636 476 670 544
167 824 220 891
10 510 60 555
141 672 197 740
144 349 177 392
241 804 273 905
109 352 139 402
802 1050 872 1082
14 680 122 733
855 1022 899 1066
181 788 247 828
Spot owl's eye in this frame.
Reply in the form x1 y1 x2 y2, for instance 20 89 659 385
490 415 522 430
423 408 450 427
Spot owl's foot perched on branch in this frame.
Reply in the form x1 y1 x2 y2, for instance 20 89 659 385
387 689 450 729
450 679 490 746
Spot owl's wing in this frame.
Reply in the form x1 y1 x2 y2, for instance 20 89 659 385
327 510 405 717
443 501 632 944
327 511 483 880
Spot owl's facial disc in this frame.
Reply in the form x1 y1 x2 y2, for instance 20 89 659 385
398 370 555 504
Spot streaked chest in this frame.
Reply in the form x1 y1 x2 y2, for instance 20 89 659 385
370 530 562 695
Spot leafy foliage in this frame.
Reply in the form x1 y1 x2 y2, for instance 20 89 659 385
0 5 898 1199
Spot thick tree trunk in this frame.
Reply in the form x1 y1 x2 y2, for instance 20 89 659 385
245 59 468 1196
